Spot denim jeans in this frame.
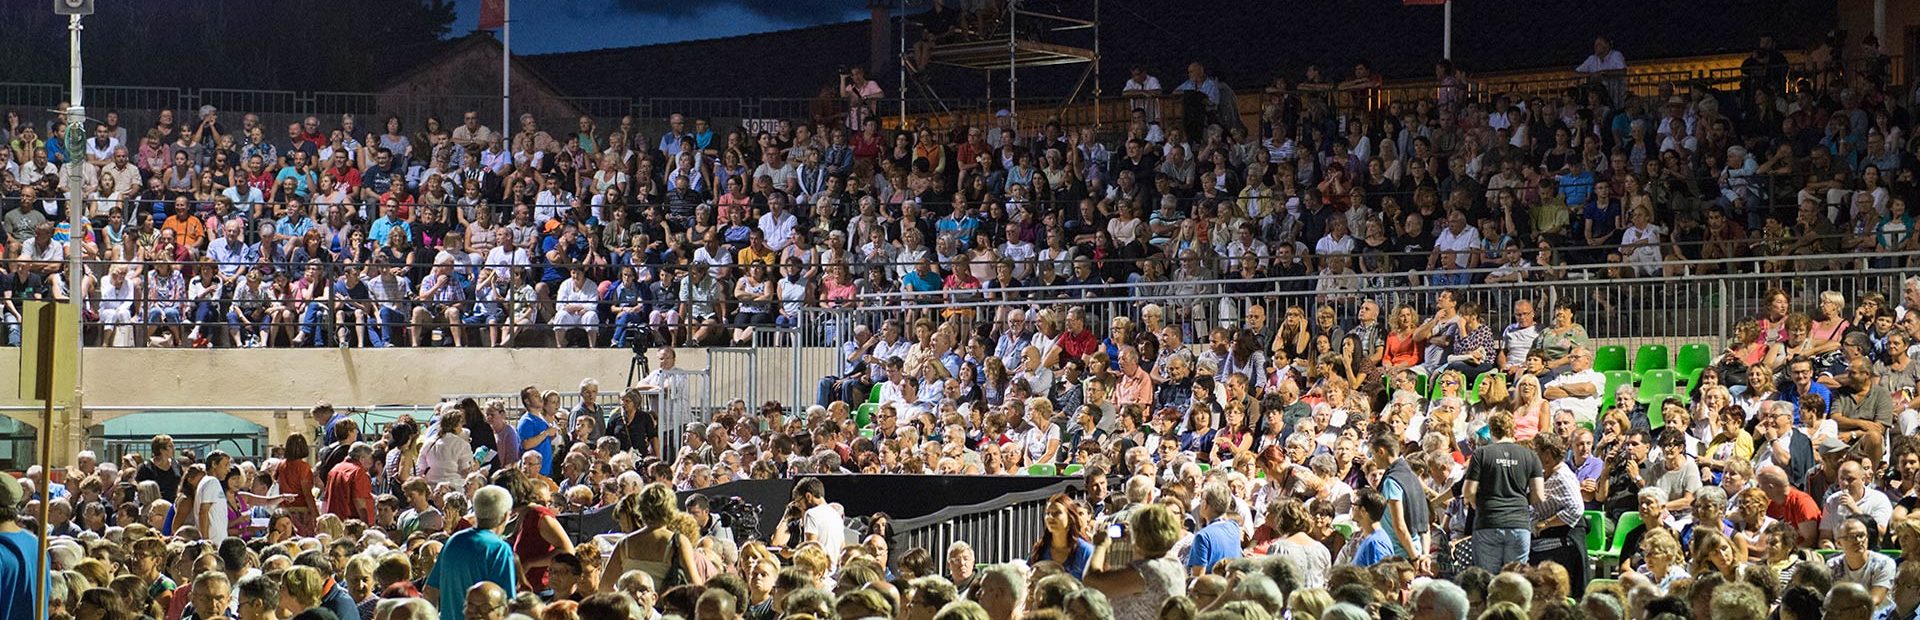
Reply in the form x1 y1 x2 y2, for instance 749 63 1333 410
375 307 407 347
1473 527 1531 572
299 302 329 346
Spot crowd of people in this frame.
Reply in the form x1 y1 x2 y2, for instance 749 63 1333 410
0 31 1912 348
2 20 1920 620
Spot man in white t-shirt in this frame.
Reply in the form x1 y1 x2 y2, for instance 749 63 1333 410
198 450 234 542
794 477 845 559
1122 66 1164 121
1820 460 1894 542
1428 210 1481 286
1544 347 1605 426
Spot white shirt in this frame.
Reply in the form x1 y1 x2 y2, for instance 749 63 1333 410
1546 369 1606 426
197 475 230 543
418 432 475 487
803 503 846 560
1433 226 1481 269
758 210 799 251
22 237 64 262
485 245 530 280
1576 50 1627 74
1821 486 1894 534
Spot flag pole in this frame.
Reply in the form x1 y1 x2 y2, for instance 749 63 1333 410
501 0 511 138
1443 0 1452 60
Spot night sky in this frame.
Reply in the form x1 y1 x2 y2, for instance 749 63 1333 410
448 0 873 54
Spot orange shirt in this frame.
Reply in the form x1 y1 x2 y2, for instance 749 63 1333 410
161 214 207 251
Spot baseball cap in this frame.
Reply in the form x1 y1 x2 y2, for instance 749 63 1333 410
0 473 21 513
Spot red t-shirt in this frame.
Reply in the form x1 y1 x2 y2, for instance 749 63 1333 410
1059 329 1099 360
1767 488 1822 526
323 461 372 523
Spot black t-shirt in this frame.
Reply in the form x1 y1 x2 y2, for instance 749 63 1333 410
135 460 182 501
1464 440 1544 530
1394 232 1434 272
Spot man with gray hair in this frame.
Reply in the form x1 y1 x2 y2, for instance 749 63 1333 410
976 564 1026 620
1187 483 1242 576
323 442 376 523
1411 579 1469 620
425 485 517 619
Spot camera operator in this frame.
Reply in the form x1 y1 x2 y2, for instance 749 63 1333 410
1595 428 1653 519
684 493 737 550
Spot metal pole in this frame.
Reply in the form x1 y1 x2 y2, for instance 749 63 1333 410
50 14 85 620
1092 0 1101 130
501 0 511 139
898 0 906 128
1443 0 1453 60
1008 0 1017 126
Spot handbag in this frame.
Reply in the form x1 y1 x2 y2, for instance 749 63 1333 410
661 531 693 589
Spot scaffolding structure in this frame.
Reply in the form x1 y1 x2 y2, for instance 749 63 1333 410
902 0 1100 129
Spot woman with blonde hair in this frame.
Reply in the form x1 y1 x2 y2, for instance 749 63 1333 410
1509 374 1548 442
603 483 702 591
1085 503 1187 620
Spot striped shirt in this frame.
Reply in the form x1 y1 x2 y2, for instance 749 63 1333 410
1536 461 1584 528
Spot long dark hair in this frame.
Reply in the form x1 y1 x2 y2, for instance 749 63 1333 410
1028 493 1087 563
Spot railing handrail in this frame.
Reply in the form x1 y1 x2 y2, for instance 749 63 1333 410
855 250 1920 302
891 478 1079 532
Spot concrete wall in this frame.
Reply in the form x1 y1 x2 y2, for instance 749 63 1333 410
1838 0 1920 78
1 345 844 464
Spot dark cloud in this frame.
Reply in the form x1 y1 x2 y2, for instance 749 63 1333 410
612 0 867 24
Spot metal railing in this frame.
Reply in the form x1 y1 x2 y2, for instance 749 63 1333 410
893 478 1078 564
831 251 1920 357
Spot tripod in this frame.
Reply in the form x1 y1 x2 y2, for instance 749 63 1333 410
627 350 652 386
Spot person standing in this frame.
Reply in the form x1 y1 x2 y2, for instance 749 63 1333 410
197 451 233 543
794 477 845 559
1463 411 1545 572
0 473 39 620
426 485 518 620
136 434 183 501
324 443 376 524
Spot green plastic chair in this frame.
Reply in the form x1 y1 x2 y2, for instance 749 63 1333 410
1636 369 1682 406
1333 522 1357 539
855 403 879 427
1675 343 1714 379
1412 373 1428 399
1593 511 1643 574
1599 370 1637 412
1647 406 1667 431
1027 464 1058 476
1583 510 1608 555
1062 464 1084 476
1197 463 1212 473
1679 366 1706 396
1593 345 1629 373
868 384 883 403
1631 344 1671 375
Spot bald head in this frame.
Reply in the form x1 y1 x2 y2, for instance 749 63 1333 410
465 582 507 620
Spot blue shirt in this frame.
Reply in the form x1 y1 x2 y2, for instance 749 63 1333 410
1782 382 1834 421
1351 524 1396 567
0 529 41 620
1036 538 1095 579
368 217 410 248
1187 518 1242 571
426 528 517 620
1380 477 1421 556
515 414 555 476
1556 170 1595 207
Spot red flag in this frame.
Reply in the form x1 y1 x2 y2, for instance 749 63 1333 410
478 0 506 30
1403 0 1447 4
